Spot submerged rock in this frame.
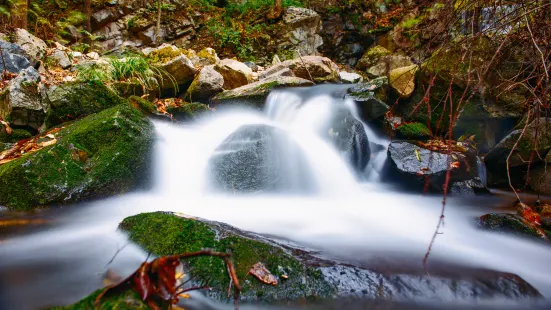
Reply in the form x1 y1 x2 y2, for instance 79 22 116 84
212 76 313 107
86 211 542 305
44 82 128 127
207 124 316 193
479 213 551 240
0 104 154 210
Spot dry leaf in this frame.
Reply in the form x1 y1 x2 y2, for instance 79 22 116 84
0 120 12 135
248 262 278 285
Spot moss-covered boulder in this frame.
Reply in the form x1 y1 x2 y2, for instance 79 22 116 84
212 76 314 107
395 122 431 140
166 102 210 121
478 213 551 240
127 95 156 115
356 45 392 71
0 128 32 143
0 104 154 210
44 82 128 128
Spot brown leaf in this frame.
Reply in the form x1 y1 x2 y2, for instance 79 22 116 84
248 262 278 285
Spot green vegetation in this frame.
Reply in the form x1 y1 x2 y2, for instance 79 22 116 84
0 128 32 143
396 122 431 140
51 289 149 310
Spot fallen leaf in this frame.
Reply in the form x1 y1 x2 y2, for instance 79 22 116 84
415 149 421 162
39 138 57 148
0 120 12 135
450 161 460 169
248 262 278 285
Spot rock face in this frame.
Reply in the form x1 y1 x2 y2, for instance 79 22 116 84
344 77 389 120
479 213 551 240
280 7 323 56
386 141 476 192
485 118 551 187
214 59 253 90
261 56 339 83
0 41 32 74
0 104 154 210
207 124 316 193
212 76 314 107
13 28 48 62
109 211 542 305
184 65 224 102
44 82 128 127
0 67 46 130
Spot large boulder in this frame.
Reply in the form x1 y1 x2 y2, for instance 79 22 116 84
147 44 197 90
214 59 253 90
389 64 418 98
65 211 541 306
212 76 314 107
44 82 128 127
0 41 32 74
344 77 389 120
13 28 48 62
366 54 413 79
280 7 323 56
0 104 154 210
184 65 224 102
356 45 392 71
0 67 46 130
485 118 551 187
91 9 117 30
528 152 551 195
260 56 339 83
207 124 316 193
386 141 478 192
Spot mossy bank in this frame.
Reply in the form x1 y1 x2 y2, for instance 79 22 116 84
0 104 154 211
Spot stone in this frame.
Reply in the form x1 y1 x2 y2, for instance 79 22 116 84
184 65 224 102
389 64 418 98
214 59 253 90
194 47 220 66
356 45 391 70
44 82 128 127
0 67 46 130
137 25 166 46
261 56 339 83
395 122 431 140
91 9 117 30
272 54 281 65
86 52 100 60
0 41 31 74
339 71 363 84
344 77 389 120
450 177 490 196
148 47 196 90
0 104 154 210
479 213 551 240
281 7 323 56
13 28 48 62
48 49 72 69
208 124 316 193
259 68 295 80
166 102 210 121
367 54 413 78
212 76 314 107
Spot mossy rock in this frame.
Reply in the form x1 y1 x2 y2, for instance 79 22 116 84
356 45 391 71
51 289 150 310
119 212 335 302
0 128 32 143
146 46 185 65
396 122 430 140
166 102 209 121
128 95 156 115
0 104 154 210
44 82 128 128
478 213 551 240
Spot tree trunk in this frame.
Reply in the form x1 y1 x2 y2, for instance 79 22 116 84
12 0 28 29
83 0 92 45
267 0 283 20
155 0 162 46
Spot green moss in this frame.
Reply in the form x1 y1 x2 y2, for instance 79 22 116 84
0 104 154 210
0 128 32 143
479 213 551 240
51 288 150 310
147 47 184 64
396 122 431 140
44 82 128 128
166 102 209 121
128 96 156 114
119 212 334 301
356 45 391 70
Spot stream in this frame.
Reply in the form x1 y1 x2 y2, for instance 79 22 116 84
1 85 551 310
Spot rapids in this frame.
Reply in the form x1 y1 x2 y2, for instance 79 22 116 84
1 85 551 310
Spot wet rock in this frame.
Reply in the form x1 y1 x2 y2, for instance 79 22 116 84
485 118 551 187
110 211 542 304
166 102 210 122
214 59 253 90
0 67 46 130
44 82 128 127
345 77 389 120
389 64 418 98
450 177 490 196
0 41 32 74
356 45 392 71
395 122 431 140
207 124 316 193
339 71 363 84
184 65 224 102
0 104 154 210
386 141 475 192
212 76 314 107
478 213 551 240
13 28 48 62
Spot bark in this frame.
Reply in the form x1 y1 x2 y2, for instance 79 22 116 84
156 0 162 46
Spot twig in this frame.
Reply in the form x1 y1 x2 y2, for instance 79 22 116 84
104 243 129 268
295 49 314 83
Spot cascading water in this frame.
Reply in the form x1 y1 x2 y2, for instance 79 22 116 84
1 85 551 310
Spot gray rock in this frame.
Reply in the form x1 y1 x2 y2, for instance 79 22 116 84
367 54 413 78
0 67 46 130
259 67 295 80
450 177 490 196
282 7 323 56
152 53 196 90
91 9 117 30
49 49 72 69
0 41 31 74
138 25 166 46
214 59 253 90
345 77 389 120
184 65 224 102
13 28 48 61
260 56 339 83
207 124 316 193
339 71 363 83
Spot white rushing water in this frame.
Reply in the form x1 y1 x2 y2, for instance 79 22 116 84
1 85 551 310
